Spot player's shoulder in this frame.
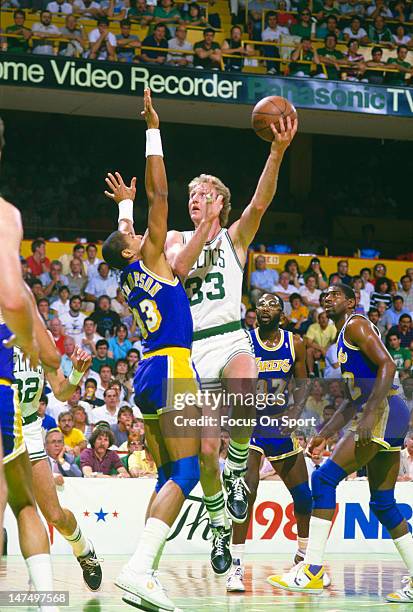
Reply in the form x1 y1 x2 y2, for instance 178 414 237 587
165 229 184 248
0 196 21 223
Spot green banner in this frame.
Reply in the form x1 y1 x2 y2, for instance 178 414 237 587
1 54 413 117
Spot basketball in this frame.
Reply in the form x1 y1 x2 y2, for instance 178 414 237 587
251 96 297 142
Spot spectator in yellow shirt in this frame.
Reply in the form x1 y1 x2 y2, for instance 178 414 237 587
58 410 87 456
123 433 157 478
289 293 310 335
304 310 337 376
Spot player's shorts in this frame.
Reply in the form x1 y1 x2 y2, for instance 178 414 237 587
349 393 410 452
250 432 302 462
191 326 254 388
0 380 25 465
134 347 200 420
22 414 47 462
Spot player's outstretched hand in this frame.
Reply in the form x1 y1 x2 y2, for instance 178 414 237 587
3 334 39 369
71 346 92 373
141 88 159 129
104 171 136 204
203 194 224 225
270 115 298 155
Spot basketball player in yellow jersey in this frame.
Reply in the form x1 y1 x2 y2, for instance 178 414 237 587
165 116 298 573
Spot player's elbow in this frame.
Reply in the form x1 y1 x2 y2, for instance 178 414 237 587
171 258 190 278
1 293 28 316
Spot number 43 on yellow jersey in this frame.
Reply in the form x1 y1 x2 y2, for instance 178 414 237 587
132 299 162 340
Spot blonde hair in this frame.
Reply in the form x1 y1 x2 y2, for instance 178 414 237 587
188 173 231 227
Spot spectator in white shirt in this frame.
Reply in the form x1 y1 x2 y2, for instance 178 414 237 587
366 0 393 18
399 274 413 314
73 0 101 19
360 267 375 294
88 16 116 60
324 343 341 379
343 16 369 43
351 276 371 313
61 335 76 377
273 271 296 302
84 243 102 279
46 0 73 14
80 317 102 355
250 255 279 305
50 285 71 318
398 431 413 481
261 11 288 43
60 295 86 345
91 387 119 425
167 25 193 66
299 274 321 309
85 262 118 301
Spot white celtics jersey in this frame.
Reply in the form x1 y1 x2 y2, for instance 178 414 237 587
13 347 45 418
181 228 244 334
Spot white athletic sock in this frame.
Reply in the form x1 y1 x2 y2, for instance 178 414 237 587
225 440 249 475
152 540 166 571
297 536 308 556
127 518 170 574
25 554 54 591
65 524 91 558
232 543 245 564
394 533 413 575
303 517 331 565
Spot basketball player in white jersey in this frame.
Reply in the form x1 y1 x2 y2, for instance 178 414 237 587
15 301 103 591
165 116 298 573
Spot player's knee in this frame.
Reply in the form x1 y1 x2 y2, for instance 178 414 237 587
170 455 200 498
311 459 347 510
290 482 312 515
155 462 172 494
200 442 219 473
44 505 65 528
369 489 404 531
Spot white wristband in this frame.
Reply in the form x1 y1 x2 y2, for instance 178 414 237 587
118 198 134 222
146 128 163 158
68 368 83 386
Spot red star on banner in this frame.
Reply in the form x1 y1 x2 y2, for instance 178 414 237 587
84 511 90 517
112 511 119 518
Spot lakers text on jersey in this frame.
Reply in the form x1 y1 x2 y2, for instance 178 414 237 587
249 328 302 462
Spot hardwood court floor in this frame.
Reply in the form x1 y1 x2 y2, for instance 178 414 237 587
1 554 411 611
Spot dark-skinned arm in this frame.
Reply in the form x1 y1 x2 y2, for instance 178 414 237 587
347 316 396 445
280 335 310 434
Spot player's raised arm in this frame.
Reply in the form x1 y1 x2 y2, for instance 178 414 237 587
0 198 39 367
45 345 92 401
139 88 169 268
228 116 298 260
346 317 396 445
165 193 223 279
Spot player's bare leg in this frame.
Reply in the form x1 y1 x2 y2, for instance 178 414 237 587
5 451 58 612
222 353 257 523
32 458 102 590
117 408 200 610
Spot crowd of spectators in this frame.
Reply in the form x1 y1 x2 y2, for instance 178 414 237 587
2 0 413 82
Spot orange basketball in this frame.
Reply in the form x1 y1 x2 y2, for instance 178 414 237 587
251 96 297 142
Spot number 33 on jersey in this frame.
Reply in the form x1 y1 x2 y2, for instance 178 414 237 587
120 260 193 354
